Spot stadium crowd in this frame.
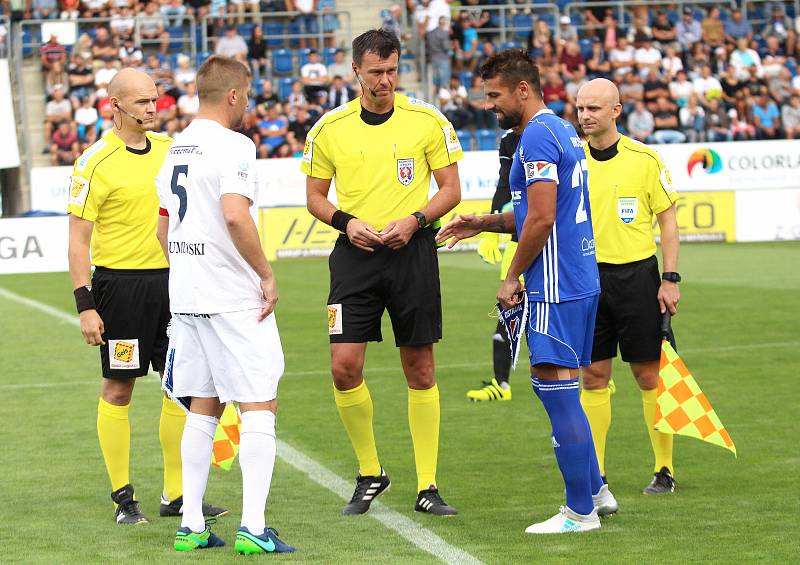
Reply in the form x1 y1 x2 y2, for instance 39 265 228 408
22 0 800 165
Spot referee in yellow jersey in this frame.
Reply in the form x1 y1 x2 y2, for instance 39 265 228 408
67 68 225 524
303 29 462 516
576 78 681 495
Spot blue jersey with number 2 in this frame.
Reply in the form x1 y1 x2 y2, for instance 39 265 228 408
509 109 599 303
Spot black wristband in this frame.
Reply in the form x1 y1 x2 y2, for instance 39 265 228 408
331 210 356 233
74 285 96 313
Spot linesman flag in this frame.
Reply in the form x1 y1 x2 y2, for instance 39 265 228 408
654 314 737 456
211 403 241 471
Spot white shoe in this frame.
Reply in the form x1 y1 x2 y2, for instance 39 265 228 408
525 506 601 534
592 484 618 517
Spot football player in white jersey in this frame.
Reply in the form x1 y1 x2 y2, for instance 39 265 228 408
156 56 295 555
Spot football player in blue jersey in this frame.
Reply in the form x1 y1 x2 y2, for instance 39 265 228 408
437 49 618 534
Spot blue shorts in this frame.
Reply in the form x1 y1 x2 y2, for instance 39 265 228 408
526 295 599 369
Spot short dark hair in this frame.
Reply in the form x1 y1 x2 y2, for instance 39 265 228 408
479 49 541 96
352 29 401 66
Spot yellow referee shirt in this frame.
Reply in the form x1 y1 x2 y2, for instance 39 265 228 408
586 135 679 265
301 94 464 231
67 130 172 269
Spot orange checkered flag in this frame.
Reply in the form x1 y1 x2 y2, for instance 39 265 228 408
211 403 241 471
654 314 736 456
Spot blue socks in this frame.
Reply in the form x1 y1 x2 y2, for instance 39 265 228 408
534 377 601 515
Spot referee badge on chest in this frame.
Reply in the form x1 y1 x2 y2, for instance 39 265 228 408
397 158 414 186
617 197 638 224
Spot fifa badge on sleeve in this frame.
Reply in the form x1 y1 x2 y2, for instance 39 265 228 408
496 292 528 370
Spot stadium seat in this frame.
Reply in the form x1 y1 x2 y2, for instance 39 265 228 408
323 47 337 66
475 129 497 151
278 77 294 101
500 41 521 51
456 130 473 151
400 62 412 75
401 51 416 60
264 22 285 47
166 26 184 50
287 18 301 48
512 14 533 40
459 71 474 87
196 51 211 67
272 49 294 75
238 23 255 39
579 38 593 60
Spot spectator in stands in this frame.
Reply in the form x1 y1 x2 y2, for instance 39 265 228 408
627 15 652 48
729 37 762 80
111 7 136 40
83 0 109 18
742 65 767 98
92 27 118 62
44 85 72 146
618 70 643 115
627 100 654 142
643 69 669 110
155 81 178 134
255 79 279 113
32 0 58 19
215 25 248 60
600 11 621 51
465 75 493 130
438 74 470 129
770 67 793 105
288 0 318 50
139 1 170 54
381 3 403 40
724 8 752 46
634 38 662 77
327 75 350 108
415 0 450 39
248 25 269 82
557 15 578 51
752 92 782 140
760 35 787 79
237 110 261 148
782 95 800 139
286 80 307 111
161 0 187 27
454 11 479 72
229 0 258 26
528 18 554 52
300 49 329 100
95 55 119 90
258 103 288 157
693 64 723 106
177 81 198 126
426 15 451 94
328 48 355 85
704 98 732 142
669 69 694 108
585 41 611 80
45 61 69 98
679 94 705 142
538 42 559 76
701 7 725 51
731 96 756 140
287 106 312 146
318 0 339 48
50 121 79 165
74 93 98 143
685 41 710 79
559 41 585 82
609 36 634 78
144 52 171 81
184 0 212 20
542 71 567 115
61 0 80 19
651 11 677 52
660 46 683 80
40 34 67 72
69 54 95 106
720 71 743 106
120 38 144 67
72 34 93 61
651 96 686 144
172 53 196 86
676 8 701 52
762 5 795 55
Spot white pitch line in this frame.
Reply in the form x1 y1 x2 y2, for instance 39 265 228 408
0 285 485 565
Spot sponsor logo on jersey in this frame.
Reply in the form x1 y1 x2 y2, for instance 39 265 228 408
617 197 638 224
238 160 249 181
581 237 595 256
109 339 140 370
302 136 313 165
443 126 461 154
75 139 107 172
511 190 522 201
68 176 90 206
397 158 414 186
169 145 201 156
407 97 447 120
525 161 558 183
328 304 342 335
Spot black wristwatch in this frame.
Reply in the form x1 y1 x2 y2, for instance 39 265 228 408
662 272 681 283
412 211 427 230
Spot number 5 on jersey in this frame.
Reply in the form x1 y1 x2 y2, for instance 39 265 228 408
171 165 189 221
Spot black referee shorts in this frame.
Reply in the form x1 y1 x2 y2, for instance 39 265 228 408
327 228 442 347
92 267 170 379
591 255 662 364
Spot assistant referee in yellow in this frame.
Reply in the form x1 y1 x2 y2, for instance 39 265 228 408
576 79 681 495
303 29 462 516
68 68 224 524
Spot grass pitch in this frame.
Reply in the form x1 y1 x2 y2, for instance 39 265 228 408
1 242 798 564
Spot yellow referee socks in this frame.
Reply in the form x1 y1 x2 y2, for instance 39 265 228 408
408 385 440 492
581 387 611 477
159 396 186 502
97 398 130 493
641 388 674 474
334 381 381 477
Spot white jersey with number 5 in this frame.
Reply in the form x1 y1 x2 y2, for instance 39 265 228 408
156 118 261 314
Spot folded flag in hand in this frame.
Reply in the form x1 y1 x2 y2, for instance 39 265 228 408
211 403 241 471
496 292 528 370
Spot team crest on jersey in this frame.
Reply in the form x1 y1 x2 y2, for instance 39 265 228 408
328 304 342 335
68 176 90 206
397 158 414 186
109 339 140 370
525 161 558 183
618 197 638 224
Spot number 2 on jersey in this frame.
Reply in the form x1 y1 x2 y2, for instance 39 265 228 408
171 165 189 221
571 159 588 224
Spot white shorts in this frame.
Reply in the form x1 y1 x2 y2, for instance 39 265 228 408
166 309 284 404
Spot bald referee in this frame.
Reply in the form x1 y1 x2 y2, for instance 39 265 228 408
303 29 462 516
68 68 225 524
576 78 681 494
